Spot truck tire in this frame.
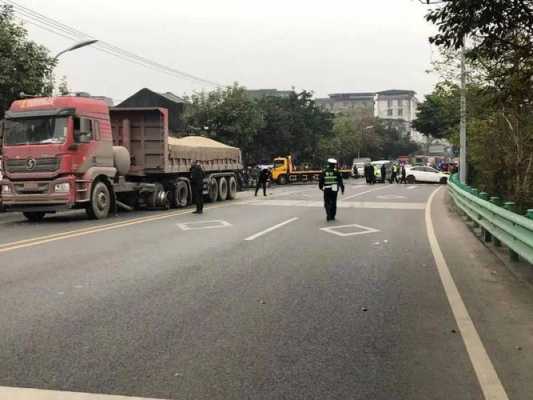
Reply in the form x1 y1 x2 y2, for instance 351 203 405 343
440 177 448 184
218 177 228 201
171 181 189 208
228 176 237 199
278 175 288 185
208 178 218 202
407 175 415 184
147 183 169 209
87 181 111 220
23 211 45 222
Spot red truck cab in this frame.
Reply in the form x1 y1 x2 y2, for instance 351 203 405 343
1 96 116 220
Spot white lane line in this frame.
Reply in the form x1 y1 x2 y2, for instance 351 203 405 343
407 185 418 190
425 187 509 400
244 217 299 241
243 199 425 210
0 385 165 399
342 185 390 200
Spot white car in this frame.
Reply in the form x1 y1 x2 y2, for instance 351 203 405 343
405 166 448 184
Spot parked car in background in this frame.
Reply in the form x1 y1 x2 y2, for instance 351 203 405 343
405 165 449 184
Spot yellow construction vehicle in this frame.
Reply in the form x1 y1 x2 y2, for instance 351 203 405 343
271 156 351 185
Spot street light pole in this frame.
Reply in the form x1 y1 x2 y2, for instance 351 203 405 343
459 42 467 184
49 39 98 95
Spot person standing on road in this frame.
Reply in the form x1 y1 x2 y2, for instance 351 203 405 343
319 158 345 221
190 160 205 214
391 164 398 183
400 164 407 184
381 164 387 184
255 167 270 197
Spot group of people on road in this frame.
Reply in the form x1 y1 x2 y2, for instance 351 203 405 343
364 162 407 185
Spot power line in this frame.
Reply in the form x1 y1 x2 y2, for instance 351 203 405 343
2 0 223 87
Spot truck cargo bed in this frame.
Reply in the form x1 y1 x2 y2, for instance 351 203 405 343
110 108 242 176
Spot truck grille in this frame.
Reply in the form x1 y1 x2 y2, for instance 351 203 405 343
14 182 50 194
5 157 60 173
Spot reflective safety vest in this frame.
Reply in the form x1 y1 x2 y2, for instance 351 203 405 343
323 170 337 187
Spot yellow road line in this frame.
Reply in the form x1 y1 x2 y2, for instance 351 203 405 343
0 203 231 254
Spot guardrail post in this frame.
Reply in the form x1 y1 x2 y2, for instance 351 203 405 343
503 202 519 261
490 197 502 247
478 192 491 242
470 189 480 227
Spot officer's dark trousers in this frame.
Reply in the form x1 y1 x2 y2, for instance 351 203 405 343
192 184 203 213
323 188 338 220
255 180 267 196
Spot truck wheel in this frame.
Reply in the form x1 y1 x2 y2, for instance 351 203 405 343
278 175 288 185
440 177 448 184
407 175 415 184
208 178 218 202
147 183 169 209
228 176 237 200
171 181 189 208
87 181 111 220
218 177 228 201
23 211 45 222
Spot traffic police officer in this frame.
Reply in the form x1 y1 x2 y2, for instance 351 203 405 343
319 158 345 221
190 160 205 214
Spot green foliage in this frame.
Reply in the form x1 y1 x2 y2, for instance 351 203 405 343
0 4 56 114
318 111 419 164
185 86 334 166
424 0 533 210
412 83 459 140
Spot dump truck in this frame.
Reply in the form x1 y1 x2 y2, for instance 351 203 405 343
271 155 351 185
0 96 242 221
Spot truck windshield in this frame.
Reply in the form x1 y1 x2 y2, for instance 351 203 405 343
273 159 285 168
4 117 68 145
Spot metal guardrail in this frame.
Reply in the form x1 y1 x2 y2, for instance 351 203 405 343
448 174 533 264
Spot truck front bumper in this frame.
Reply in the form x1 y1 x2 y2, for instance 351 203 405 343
0 176 80 212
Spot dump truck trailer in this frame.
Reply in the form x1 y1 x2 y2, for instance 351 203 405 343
0 96 242 221
271 155 351 185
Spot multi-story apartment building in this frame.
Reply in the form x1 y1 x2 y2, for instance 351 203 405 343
316 89 425 142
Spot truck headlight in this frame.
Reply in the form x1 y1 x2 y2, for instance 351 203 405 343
54 182 70 193
1 184 11 194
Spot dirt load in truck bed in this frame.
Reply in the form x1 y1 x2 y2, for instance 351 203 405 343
167 136 241 164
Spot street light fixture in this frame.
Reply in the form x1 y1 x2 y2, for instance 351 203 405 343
48 39 98 96
54 39 98 60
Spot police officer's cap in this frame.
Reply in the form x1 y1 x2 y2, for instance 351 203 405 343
327 158 337 164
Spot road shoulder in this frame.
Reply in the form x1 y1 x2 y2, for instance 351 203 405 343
433 188 533 400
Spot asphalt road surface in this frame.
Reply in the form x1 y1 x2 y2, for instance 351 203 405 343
1 180 532 400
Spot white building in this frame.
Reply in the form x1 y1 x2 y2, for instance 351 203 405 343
374 89 424 143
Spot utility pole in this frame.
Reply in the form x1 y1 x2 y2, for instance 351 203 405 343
459 42 467 184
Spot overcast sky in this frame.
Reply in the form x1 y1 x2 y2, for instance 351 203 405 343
14 0 440 103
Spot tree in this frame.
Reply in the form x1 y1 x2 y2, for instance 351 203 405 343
412 83 460 144
424 0 533 210
58 75 69 95
0 4 57 114
185 83 264 164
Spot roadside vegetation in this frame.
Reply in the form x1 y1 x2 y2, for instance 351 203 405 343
415 0 533 211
